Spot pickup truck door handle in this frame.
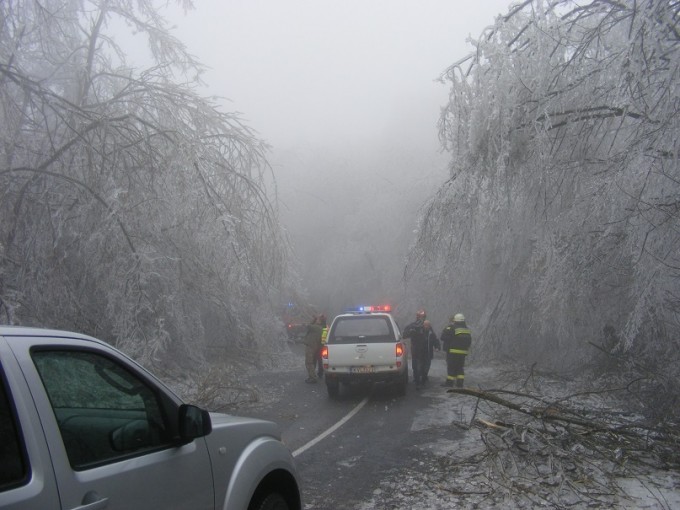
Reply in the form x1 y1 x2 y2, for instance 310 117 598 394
71 491 109 510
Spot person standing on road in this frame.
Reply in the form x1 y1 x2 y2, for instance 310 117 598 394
402 309 428 390
440 313 471 388
303 315 323 383
316 314 328 378
422 319 440 381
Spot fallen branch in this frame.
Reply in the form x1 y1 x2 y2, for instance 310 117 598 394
423 364 680 509
475 418 509 430
449 387 628 433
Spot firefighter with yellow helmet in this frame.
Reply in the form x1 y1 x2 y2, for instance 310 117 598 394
440 313 471 388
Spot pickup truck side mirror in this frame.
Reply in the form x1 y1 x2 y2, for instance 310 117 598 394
178 404 212 443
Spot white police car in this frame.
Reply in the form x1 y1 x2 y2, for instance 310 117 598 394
320 305 408 398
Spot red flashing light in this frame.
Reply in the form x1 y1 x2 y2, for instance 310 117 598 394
374 304 392 312
363 304 392 313
321 346 328 359
396 342 404 357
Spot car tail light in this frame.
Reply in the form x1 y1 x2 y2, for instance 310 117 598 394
396 343 404 358
321 345 329 369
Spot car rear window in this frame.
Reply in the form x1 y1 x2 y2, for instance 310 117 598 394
329 316 395 344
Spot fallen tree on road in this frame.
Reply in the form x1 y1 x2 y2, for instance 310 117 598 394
434 374 680 508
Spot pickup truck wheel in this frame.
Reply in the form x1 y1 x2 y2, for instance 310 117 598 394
251 491 289 510
326 378 340 399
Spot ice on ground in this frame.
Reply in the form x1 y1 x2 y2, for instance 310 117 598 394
360 364 680 510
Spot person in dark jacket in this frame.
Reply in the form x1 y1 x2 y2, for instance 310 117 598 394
440 313 471 388
402 309 428 390
422 320 440 381
303 316 323 383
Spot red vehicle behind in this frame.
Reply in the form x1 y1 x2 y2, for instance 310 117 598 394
282 302 315 340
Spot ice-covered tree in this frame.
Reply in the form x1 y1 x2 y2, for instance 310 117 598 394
0 0 290 367
406 0 679 376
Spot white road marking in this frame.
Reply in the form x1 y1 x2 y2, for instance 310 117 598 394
292 395 370 457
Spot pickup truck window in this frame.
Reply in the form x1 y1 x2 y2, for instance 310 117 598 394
32 350 172 470
0 366 27 491
329 316 394 344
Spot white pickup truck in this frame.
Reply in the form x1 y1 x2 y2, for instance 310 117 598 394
320 307 408 398
0 326 301 510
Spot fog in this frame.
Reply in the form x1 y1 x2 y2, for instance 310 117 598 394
3 6 679 493
164 0 513 319
168 1 512 147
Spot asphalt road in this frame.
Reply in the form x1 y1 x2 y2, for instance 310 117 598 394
238 344 680 510
239 343 475 509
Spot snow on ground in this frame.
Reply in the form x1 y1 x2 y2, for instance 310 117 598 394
358 363 680 510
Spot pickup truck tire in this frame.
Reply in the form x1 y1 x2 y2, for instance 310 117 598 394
250 491 289 510
326 378 340 399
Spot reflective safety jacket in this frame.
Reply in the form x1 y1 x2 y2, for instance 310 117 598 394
440 322 472 355
321 326 328 345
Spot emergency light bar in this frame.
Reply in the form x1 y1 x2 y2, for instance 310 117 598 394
346 304 392 313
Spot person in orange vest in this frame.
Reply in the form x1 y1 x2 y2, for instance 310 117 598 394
440 313 471 388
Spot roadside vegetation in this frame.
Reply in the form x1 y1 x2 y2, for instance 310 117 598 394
405 0 680 425
0 0 294 369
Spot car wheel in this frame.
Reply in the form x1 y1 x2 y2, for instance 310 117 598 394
326 378 340 399
250 491 289 510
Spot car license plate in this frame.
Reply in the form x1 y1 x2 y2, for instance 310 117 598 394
350 366 375 374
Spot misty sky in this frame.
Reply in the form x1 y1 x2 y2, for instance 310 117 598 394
165 0 515 312
168 0 514 149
